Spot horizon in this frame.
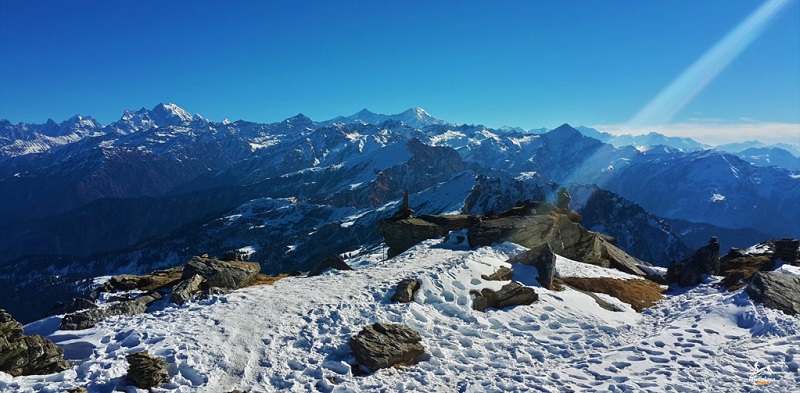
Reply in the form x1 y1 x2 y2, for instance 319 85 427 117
1 1 798 145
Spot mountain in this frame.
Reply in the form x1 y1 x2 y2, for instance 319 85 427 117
575 126 707 152
320 107 447 129
729 147 800 170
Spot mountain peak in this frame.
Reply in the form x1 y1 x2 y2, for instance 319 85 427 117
150 103 194 123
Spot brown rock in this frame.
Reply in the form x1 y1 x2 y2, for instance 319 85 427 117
126 351 169 389
471 282 538 312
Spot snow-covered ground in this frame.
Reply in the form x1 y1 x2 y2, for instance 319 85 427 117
3 239 799 392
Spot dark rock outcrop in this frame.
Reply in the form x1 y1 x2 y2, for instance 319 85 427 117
667 237 720 287
60 292 163 330
511 243 556 289
350 323 425 371
391 279 421 303
471 282 538 311
746 271 800 315
379 215 481 256
308 255 353 277
481 266 515 281
126 351 169 389
719 248 774 290
171 274 206 305
774 239 799 264
182 256 260 289
468 213 646 276
94 267 184 296
53 297 98 315
0 309 70 376
67 388 88 393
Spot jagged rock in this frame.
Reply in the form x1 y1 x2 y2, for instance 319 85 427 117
171 274 206 305
379 215 481 256
53 297 98 315
350 323 425 371
182 256 260 289
0 309 70 376
511 243 556 289
481 266 515 281
746 271 800 315
60 292 163 330
391 279 421 303
719 250 774 290
308 255 353 277
471 282 538 311
667 237 720 287
94 267 184 296
126 350 169 389
468 213 646 276
773 238 799 264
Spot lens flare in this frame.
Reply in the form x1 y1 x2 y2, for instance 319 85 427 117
628 0 792 129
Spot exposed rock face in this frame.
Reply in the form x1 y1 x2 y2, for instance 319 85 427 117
391 279 421 303
60 292 163 330
773 238 799 264
0 309 70 376
67 388 88 393
53 297 98 315
719 248 774 290
667 237 720 287
746 271 800 315
468 213 646 276
171 274 206 305
379 215 481 256
559 277 664 312
182 256 260 289
350 323 425 371
126 351 169 389
308 255 353 277
471 282 538 312
94 267 184 296
481 266 515 281
511 243 556 289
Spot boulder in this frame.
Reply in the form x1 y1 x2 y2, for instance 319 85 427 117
350 323 425 371
182 256 261 289
667 237 720 287
746 271 800 315
53 297 98 315
0 309 70 376
469 213 645 276
60 291 163 330
94 267 184 296
67 388 88 393
511 243 556 289
308 255 354 277
471 282 538 312
126 350 169 389
391 279 421 303
379 215 481 256
171 274 206 305
481 266 515 281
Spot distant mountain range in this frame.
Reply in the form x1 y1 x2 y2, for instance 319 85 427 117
1 103 797 323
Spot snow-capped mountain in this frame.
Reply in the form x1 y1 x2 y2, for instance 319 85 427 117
575 126 708 152
0 104 797 326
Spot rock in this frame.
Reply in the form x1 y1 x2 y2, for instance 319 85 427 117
53 297 98 315
379 215 481 256
481 266 515 281
67 388 88 393
171 274 206 305
126 350 169 389
94 267 184 296
0 309 70 376
511 243 556 289
719 250 774 290
308 255 353 277
667 237 720 287
60 292 163 330
182 256 261 289
391 279 421 303
469 213 646 276
559 277 665 312
471 282 538 312
109 274 151 291
773 238 799 264
221 251 244 262
350 323 425 371
556 187 571 210
746 271 800 315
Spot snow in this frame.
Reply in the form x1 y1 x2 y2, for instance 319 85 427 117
4 240 800 392
774 263 800 278
555 254 644 280
711 193 726 202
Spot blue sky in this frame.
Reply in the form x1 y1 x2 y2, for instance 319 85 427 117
1 1 798 144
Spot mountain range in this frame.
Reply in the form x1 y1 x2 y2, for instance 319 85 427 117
1 103 798 323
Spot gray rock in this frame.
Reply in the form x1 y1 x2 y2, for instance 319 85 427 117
746 271 800 315
126 350 169 389
350 323 425 371
171 274 206 305
308 255 353 277
511 243 556 289
379 215 481 256
53 297 98 315
182 256 261 289
0 309 70 376
391 279 421 303
481 266 515 281
471 282 538 312
60 292 163 330
667 237 720 287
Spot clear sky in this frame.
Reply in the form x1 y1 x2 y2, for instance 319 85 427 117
1 1 798 144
